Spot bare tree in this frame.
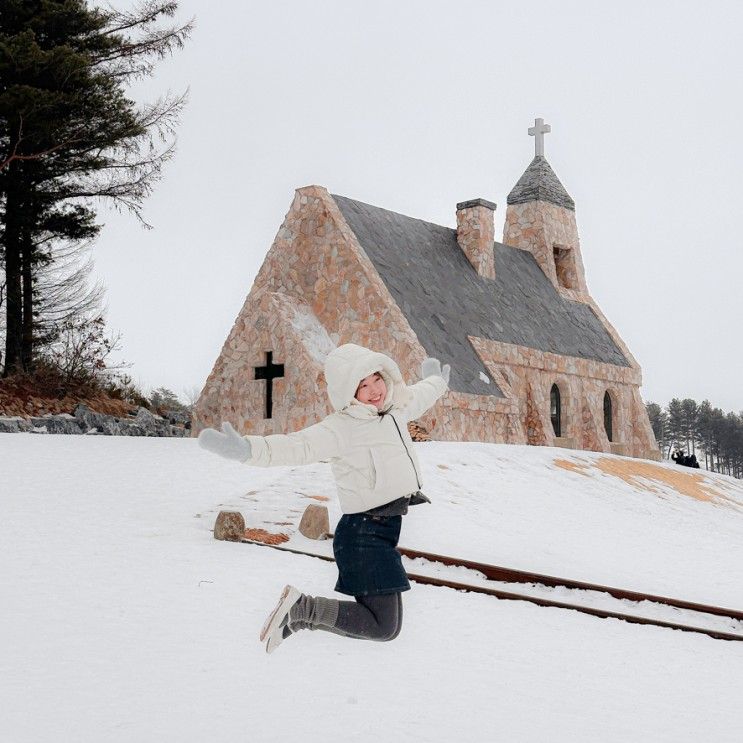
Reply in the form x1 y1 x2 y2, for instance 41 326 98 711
182 384 203 411
37 312 130 392
31 238 107 352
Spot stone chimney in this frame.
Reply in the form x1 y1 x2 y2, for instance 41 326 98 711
455 198 497 280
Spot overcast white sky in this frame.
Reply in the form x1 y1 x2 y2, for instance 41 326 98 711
93 0 742 411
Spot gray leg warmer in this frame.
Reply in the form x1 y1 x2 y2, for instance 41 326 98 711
287 594 340 633
286 592 402 642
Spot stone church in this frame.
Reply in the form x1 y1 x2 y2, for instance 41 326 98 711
193 119 659 461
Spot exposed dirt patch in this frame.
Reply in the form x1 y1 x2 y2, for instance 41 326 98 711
554 456 742 508
303 494 330 502
554 459 589 476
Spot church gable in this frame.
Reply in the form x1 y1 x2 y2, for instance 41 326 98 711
249 186 420 356
193 288 336 434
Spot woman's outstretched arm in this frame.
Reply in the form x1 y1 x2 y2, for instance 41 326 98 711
199 418 347 467
246 419 347 467
401 358 450 422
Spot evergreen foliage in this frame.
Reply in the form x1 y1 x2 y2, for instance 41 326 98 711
149 386 187 413
0 1 192 376
666 398 684 450
645 402 668 454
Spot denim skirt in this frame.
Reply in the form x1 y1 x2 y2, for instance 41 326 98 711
333 513 411 597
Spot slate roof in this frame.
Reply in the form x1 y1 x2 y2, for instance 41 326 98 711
332 194 630 398
507 155 575 211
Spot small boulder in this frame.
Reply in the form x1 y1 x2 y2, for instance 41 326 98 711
134 407 175 436
0 417 32 433
74 403 109 432
213 511 245 542
121 422 148 436
30 415 84 434
164 408 191 426
298 504 330 540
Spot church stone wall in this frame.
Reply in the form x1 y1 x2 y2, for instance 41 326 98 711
465 337 659 460
431 390 523 446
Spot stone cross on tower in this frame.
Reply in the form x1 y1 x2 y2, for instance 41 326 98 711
528 117 551 157
254 351 284 419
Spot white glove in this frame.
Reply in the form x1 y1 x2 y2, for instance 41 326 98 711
198 422 252 462
421 357 451 385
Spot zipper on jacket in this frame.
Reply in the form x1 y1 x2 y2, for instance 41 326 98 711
381 411 421 490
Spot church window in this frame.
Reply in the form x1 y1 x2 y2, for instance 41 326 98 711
550 384 561 437
553 246 578 290
603 391 613 442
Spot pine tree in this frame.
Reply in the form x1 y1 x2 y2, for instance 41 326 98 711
666 398 685 453
709 407 726 473
719 412 743 477
729 413 742 479
697 400 713 469
0 1 192 376
680 398 698 455
645 402 668 456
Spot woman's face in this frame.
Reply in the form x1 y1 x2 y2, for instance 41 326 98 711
355 372 387 409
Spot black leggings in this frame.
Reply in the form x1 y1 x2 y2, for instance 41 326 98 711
334 592 403 641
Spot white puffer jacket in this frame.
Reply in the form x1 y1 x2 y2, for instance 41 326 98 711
244 343 448 514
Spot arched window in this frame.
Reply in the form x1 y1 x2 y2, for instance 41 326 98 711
550 384 561 437
603 391 613 442
553 246 578 290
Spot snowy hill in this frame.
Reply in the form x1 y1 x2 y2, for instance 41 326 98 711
2 433 742 742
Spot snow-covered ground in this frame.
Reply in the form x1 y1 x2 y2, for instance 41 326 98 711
2 433 742 742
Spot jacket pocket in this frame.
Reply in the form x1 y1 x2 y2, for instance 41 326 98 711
369 448 387 492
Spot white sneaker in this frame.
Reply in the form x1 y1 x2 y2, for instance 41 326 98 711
266 619 292 654
260 585 301 652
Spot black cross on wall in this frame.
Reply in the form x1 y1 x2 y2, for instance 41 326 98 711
254 351 284 419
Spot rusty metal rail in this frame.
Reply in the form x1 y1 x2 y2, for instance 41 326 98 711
397 546 743 621
240 538 743 643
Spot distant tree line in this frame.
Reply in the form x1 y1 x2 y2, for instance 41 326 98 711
646 399 743 479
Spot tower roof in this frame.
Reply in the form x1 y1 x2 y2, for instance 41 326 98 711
506 155 575 211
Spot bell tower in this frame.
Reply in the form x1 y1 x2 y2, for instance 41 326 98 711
502 118 588 299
